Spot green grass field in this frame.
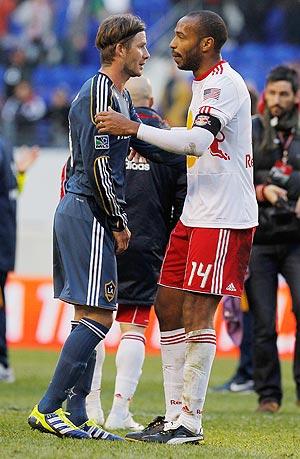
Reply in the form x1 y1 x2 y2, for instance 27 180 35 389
0 349 299 458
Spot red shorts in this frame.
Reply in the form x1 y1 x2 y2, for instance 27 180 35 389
116 303 151 327
159 220 254 298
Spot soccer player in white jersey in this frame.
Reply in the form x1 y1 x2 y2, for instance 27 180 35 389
96 10 258 444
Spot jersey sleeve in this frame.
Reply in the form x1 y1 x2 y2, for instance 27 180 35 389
197 75 243 129
126 92 183 166
79 74 127 231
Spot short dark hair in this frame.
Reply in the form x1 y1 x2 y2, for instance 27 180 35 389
185 10 228 52
95 14 146 65
266 65 299 93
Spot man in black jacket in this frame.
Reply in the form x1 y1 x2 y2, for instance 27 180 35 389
86 76 186 430
246 66 300 413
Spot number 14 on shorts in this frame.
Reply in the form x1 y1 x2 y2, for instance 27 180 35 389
187 261 213 288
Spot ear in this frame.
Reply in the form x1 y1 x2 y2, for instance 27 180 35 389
149 96 154 108
201 37 214 53
115 43 127 58
295 89 300 105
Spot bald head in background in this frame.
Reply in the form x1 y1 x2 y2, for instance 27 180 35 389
125 76 153 108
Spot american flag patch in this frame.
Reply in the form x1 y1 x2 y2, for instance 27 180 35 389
203 88 221 100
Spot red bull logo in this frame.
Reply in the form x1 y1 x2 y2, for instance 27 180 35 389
210 132 230 160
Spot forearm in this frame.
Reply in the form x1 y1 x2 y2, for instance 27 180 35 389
136 124 214 157
92 156 128 231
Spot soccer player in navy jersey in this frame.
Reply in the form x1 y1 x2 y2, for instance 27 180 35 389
85 76 186 430
28 14 181 440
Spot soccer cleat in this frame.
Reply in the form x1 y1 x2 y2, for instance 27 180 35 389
105 411 144 431
143 424 204 445
80 419 124 441
0 364 15 383
28 405 90 439
125 415 165 441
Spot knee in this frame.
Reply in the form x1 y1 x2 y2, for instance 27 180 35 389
93 309 113 329
75 306 113 329
120 323 146 335
154 300 183 331
154 301 168 327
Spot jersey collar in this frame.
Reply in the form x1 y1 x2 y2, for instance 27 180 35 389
194 59 227 81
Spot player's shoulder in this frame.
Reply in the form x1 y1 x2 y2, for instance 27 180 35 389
71 72 113 123
73 72 113 105
207 62 249 100
209 62 244 86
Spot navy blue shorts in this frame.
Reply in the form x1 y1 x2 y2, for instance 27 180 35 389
53 193 117 310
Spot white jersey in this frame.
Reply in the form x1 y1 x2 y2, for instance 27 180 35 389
181 60 258 229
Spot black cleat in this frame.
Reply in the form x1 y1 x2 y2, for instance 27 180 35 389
125 415 165 441
143 424 204 445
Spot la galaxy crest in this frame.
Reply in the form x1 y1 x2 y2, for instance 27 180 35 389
104 280 116 302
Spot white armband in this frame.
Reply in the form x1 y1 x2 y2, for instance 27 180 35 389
137 124 214 157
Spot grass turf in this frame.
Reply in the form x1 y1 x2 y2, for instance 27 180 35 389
0 349 299 458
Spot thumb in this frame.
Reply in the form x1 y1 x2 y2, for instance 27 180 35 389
108 106 115 112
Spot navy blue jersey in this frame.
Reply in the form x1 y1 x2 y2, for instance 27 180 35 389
117 107 187 304
66 71 183 232
0 138 17 272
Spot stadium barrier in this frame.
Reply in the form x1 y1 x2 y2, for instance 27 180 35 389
6 274 295 357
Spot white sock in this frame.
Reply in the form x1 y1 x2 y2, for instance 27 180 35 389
177 329 216 434
160 328 186 422
110 332 146 417
86 341 105 423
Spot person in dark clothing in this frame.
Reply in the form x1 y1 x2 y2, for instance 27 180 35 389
46 88 70 148
0 138 38 382
1 80 46 146
245 65 300 413
85 76 186 430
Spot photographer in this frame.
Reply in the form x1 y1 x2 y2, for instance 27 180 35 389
246 66 300 413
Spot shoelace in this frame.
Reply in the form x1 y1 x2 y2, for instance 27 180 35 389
56 409 78 429
144 416 165 431
85 419 98 427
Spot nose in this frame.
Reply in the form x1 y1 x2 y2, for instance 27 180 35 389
144 47 150 60
169 37 176 49
273 93 280 104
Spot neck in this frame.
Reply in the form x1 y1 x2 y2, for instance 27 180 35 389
100 63 129 92
193 54 221 79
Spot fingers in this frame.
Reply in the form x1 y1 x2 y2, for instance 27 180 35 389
95 107 115 123
127 150 147 163
115 237 129 254
113 229 131 254
128 148 136 161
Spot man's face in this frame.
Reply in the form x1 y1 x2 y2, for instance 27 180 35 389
123 31 150 78
264 80 297 117
170 17 203 72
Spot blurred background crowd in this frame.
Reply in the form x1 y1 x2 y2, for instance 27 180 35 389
0 0 300 147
